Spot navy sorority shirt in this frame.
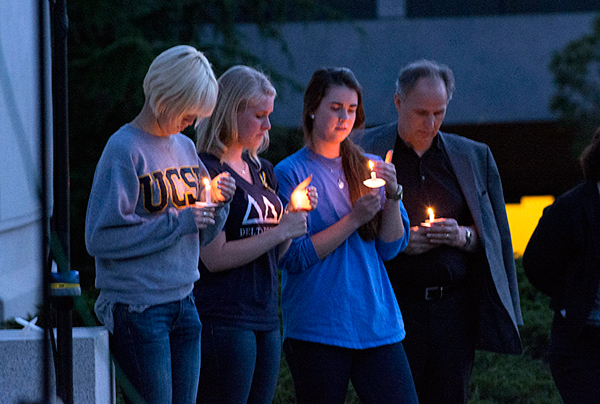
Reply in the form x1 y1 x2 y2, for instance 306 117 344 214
193 152 283 331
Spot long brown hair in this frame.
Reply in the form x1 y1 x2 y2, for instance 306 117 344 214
303 67 381 240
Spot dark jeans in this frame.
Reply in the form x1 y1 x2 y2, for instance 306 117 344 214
110 294 202 404
283 338 418 404
548 314 600 404
197 321 281 404
397 287 477 404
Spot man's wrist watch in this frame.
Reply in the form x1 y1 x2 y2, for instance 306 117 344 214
463 226 473 248
386 184 403 201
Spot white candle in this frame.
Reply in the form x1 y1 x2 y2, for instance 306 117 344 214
203 178 211 204
369 160 375 179
363 159 386 188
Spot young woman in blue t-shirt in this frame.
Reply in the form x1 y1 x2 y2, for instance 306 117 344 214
274 67 418 404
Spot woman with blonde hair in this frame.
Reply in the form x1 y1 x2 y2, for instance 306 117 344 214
194 65 316 404
85 45 235 404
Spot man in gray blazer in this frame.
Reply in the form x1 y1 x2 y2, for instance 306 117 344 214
354 60 522 404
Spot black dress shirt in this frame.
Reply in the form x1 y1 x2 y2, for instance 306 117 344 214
386 134 474 288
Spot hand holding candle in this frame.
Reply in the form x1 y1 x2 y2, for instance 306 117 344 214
211 172 236 203
196 177 217 207
290 175 314 211
363 160 386 188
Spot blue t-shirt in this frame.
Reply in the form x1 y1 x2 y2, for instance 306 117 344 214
275 147 410 349
194 153 282 331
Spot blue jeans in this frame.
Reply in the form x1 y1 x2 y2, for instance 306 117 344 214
197 321 281 404
110 294 202 404
283 338 418 404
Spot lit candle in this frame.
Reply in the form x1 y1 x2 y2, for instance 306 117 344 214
428 207 434 223
290 175 312 211
203 178 211 204
292 191 306 211
369 160 376 180
363 160 386 188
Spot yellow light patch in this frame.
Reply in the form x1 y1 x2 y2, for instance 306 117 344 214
506 195 555 257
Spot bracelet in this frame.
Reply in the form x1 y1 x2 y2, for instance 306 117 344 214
463 226 472 248
386 184 403 201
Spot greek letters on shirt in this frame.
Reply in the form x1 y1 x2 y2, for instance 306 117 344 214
138 165 201 213
239 194 282 238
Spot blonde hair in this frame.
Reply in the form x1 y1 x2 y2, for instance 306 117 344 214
143 45 218 124
196 65 276 167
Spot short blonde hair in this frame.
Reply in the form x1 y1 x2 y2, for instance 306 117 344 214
196 65 276 167
143 45 218 124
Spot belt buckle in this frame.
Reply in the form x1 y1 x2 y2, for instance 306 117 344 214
425 286 443 301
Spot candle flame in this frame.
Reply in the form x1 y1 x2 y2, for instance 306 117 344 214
292 191 305 210
428 208 434 223
290 175 313 211
203 178 210 186
368 160 374 171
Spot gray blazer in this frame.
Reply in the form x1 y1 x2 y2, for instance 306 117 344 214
354 122 523 354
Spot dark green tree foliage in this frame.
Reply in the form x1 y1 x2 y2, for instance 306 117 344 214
67 0 358 274
549 14 600 155
67 0 316 270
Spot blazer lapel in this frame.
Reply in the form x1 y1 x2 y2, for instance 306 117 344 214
373 122 398 158
439 133 484 233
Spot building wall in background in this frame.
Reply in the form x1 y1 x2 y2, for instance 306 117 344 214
232 12 597 128
221 9 597 200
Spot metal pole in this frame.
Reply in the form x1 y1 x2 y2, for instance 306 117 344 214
38 0 52 402
52 0 70 268
51 0 77 403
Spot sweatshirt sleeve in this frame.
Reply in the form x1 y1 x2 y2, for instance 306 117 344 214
275 160 320 274
85 146 198 260
200 202 229 246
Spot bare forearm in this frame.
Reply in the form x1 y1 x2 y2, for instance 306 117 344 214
378 199 404 242
311 214 362 260
201 227 289 272
277 238 293 260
